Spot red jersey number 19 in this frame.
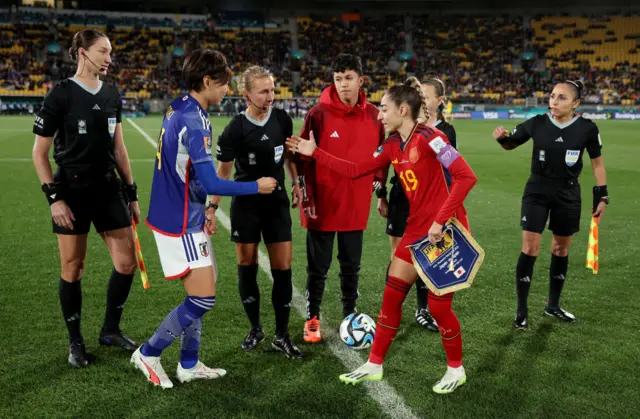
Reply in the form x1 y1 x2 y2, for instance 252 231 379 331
399 169 418 192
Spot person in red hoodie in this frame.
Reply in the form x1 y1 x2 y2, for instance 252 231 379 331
297 54 385 343
288 83 477 394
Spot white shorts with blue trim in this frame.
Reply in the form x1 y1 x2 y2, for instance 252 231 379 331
152 230 218 281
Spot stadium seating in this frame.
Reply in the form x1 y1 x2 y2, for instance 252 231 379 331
296 15 405 99
1 7 638 106
531 15 640 105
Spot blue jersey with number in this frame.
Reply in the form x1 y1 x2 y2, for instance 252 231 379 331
147 94 214 236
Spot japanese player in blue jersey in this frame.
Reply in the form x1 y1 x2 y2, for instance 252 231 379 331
130 49 277 388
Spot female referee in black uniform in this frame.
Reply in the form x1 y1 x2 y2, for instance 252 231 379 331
375 77 457 333
32 29 140 367
210 66 304 358
493 80 609 329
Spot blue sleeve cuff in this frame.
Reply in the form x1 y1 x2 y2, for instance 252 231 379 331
193 161 258 196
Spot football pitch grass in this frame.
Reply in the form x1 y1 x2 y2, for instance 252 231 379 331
0 115 638 418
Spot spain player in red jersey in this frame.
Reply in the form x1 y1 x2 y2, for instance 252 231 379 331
287 84 477 394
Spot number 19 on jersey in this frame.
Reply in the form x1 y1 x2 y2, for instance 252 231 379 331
399 169 418 192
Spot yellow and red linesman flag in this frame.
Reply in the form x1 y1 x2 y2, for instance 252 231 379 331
132 222 150 289
586 216 600 275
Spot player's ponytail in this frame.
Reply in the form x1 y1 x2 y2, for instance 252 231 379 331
437 102 446 122
68 46 78 63
404 76 429 122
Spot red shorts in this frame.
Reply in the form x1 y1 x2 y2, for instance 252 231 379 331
393 214 470 264
394 231 425 264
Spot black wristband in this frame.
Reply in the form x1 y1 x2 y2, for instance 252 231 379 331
123 182 138 203
41 182 62 206
592 185 609 211
207 202 219 210
375 184 387 199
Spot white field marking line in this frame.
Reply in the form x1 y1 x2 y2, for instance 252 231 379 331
127 118 419 419
0 157 155 163
0 128 139 132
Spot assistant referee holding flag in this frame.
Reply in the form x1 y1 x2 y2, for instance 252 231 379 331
32 29 140 367
493 80 609 329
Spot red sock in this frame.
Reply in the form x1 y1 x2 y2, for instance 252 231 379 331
428 291 463 368
368 276 411 365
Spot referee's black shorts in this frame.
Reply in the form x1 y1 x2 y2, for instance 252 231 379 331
386 182 410 238
230 190 292 244
53 170 132 235
520 176 581 237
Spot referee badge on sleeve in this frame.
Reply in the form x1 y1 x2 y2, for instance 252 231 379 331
108 118 116 138
408 218 485 296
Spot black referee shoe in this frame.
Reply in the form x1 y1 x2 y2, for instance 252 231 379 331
241 328 265 351
68 340 94 368
544 305 576 322
272 334 304 359
415 309 439 332
513 314 529 330
98 330 138 352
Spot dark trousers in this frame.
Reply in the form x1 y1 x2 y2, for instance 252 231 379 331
305 229 363 320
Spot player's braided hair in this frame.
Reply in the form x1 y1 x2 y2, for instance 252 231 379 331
240 66 273 92
404 77 429 122
422 78 447 122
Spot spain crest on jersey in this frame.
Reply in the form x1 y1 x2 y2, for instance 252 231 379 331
408 218 485 295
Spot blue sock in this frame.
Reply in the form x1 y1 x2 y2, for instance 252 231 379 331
142 296 215 357
180 318 202 369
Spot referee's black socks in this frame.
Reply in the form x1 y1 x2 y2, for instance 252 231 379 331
516 252 537 317
238 264 261 330
59 278 83 344
415 279 429 311
271 269 293 337
102 268 134 333
548 254 569 308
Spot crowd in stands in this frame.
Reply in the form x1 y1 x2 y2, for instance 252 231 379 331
411 15 530 105
1 7 638 107
296 15 405 101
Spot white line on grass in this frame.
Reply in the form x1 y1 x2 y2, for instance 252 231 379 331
0 157 155 163
127 119 159 148
127 118 419 419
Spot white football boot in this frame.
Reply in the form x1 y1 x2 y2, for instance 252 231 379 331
432 366 467 394
130 346 174 389
176 361 227 383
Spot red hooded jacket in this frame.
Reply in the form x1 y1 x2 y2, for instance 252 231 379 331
298 85 385 231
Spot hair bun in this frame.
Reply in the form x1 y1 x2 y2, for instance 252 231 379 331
404 76 421 88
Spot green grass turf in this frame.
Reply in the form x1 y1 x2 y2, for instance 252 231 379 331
0 115 638 418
